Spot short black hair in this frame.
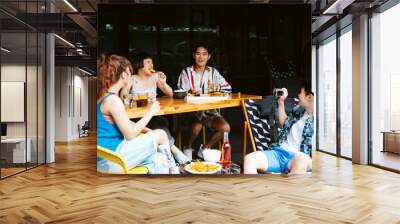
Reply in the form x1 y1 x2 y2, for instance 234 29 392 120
300 82 314 96
192 43 211 55
132 52 152 72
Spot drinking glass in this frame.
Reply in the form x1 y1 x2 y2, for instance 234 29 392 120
136 94 148 107
147 92 156 103
123 94 130 109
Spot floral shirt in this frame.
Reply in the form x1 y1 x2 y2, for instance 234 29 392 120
277 106 314 157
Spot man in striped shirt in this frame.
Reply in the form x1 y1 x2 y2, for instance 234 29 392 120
177 44 232 158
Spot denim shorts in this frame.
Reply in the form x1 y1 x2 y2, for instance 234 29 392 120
263 146 295 173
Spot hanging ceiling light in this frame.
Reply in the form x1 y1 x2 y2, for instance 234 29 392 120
1 47 11 53
78 67 93 76
54 34 75 48
63 0 78 12
323 0 354 15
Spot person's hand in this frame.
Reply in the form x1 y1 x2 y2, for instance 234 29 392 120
157 72 167 84
148 101 160 116
278 88 288 103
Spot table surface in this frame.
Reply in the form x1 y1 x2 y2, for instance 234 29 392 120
126 93 261 119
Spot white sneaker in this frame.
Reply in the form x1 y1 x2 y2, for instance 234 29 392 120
184 149 194 159
197 145 205 159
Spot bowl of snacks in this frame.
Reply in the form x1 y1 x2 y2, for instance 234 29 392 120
173 89 187 99
202 149 221 163
184 161 222 174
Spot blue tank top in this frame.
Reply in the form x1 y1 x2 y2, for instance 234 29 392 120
97 93 124 153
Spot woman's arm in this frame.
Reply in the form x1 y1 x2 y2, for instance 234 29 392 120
177 69 190 90
156 72 173 97
141 127 152 133
105 95 160 140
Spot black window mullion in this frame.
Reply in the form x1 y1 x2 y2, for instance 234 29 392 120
316 44 320 152
336 30 341 157
36 0 39 167
25 0 28 171
367 11 373 165
0 20 2 179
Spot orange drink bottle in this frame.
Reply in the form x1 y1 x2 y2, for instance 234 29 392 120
222 132 231 167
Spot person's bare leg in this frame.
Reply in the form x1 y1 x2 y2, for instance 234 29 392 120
288 153 311 174
205 116 230 148
152 129 169 146
187 120 203 149
170 145 180 154
244 151 268 174
170 144 190 164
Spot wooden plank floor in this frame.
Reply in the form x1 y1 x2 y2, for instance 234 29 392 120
1 135 400 224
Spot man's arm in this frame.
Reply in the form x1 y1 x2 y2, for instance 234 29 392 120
277 88 289 128
214 69 232 93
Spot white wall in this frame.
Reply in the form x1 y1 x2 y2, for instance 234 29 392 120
1 63 45 163
54 66 89 141
55 66 69 141
1 65 37 138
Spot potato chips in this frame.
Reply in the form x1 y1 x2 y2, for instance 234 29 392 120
188 162 220 173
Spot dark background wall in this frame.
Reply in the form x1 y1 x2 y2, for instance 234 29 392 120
98 4 311 97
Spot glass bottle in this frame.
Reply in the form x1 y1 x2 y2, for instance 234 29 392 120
222 131 231 167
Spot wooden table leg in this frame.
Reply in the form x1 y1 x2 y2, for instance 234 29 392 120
202 126 206 146
243 121 248 165
175 116 182 149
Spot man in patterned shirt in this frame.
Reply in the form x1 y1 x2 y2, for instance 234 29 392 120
244 84 314 174
177 43 232 158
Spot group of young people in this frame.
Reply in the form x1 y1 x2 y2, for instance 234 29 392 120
97 44 232 174
97 43 315 175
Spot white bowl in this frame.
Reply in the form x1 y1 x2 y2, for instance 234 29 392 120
203 149 221 163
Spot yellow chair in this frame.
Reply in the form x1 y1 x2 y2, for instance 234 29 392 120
97 145 149 174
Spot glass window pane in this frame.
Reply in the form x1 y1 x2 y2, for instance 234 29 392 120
1 30 27 177
27 31 38 168
317 36 337 154
340 29 352 158
38 33 46 165
159 26 191 88
371 4 400 171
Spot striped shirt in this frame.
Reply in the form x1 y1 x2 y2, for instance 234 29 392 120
177 66 232 93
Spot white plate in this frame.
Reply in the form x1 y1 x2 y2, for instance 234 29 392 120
185 95 229 104
184 162 222 174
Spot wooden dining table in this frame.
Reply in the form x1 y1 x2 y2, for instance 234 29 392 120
126 93 261 119
126 93 262 164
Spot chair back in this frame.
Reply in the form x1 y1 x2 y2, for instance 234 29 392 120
97 146 129 174
243 99 273 151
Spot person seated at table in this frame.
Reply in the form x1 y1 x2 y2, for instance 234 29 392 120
177 43 232 158
97 53 188 174
121 52 190 164
243 84 314 175
122 52 173 98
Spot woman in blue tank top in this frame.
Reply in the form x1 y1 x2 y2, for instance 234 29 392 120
97 54 188 174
